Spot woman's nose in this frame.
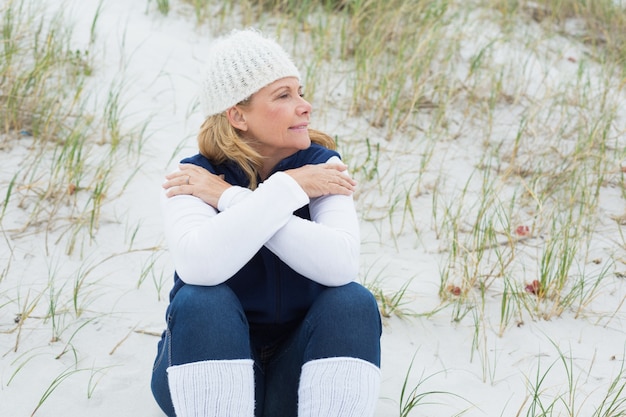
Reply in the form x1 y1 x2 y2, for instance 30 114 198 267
297 96 312 115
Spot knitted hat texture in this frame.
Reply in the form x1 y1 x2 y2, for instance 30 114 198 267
200 29 301 118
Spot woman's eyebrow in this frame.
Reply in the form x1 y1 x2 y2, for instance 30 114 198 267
270 84 300 95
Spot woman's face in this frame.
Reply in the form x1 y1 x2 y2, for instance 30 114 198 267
235 77 312 161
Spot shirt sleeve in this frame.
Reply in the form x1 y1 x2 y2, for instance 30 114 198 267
161 171 309 285
263 192 360 286
218 156 360 287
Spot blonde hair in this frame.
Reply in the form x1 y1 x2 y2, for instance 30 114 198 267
197 113 336 189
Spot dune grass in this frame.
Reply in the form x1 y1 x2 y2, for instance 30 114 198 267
0 0 144 255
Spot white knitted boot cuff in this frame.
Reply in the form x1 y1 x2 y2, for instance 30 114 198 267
298 357 381 417
167 359 254 417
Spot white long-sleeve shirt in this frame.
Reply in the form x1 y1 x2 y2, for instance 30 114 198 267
161 156 360 287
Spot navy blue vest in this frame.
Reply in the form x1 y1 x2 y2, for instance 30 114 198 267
167 143 340 336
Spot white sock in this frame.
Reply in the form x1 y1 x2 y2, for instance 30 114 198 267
166 359 255 417
298 357 381 417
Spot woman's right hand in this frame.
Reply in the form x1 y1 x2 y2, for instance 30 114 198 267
163 164 231 208
284 163 357 198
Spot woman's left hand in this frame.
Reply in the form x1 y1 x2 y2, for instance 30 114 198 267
163 164 231 208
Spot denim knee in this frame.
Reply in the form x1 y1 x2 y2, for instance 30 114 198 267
304 282 381 366
317 282 381 328
170 283 244 323
167 284 251 362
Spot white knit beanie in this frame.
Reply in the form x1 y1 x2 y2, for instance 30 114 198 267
200 28 301 118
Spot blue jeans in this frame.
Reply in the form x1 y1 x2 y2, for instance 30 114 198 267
151 282 381 417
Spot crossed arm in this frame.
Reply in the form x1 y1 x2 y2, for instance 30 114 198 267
160 157 360 287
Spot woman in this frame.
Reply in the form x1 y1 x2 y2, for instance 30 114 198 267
151 29 382 417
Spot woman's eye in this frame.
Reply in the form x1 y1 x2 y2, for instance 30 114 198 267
276 89 304 99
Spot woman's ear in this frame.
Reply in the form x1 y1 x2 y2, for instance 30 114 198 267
226 106 248 131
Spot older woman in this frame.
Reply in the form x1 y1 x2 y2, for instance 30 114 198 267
151 29 381 417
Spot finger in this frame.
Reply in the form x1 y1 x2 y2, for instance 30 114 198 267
166 186 181 197
323 163 348 172
176 175 190 186
342 175 357 189
336 181 356 194
164 171 181 180
339 175 357 186
326 178 355 195
165 168 192 181
324 164 355 184
178 163 197 171
166 184 193 198
178 164 226 183
178 164 207 175
165 165 193 181
162 176 179 189
323 161 347 168
330 172 356 188
328 183 353 196
163 174 191 189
